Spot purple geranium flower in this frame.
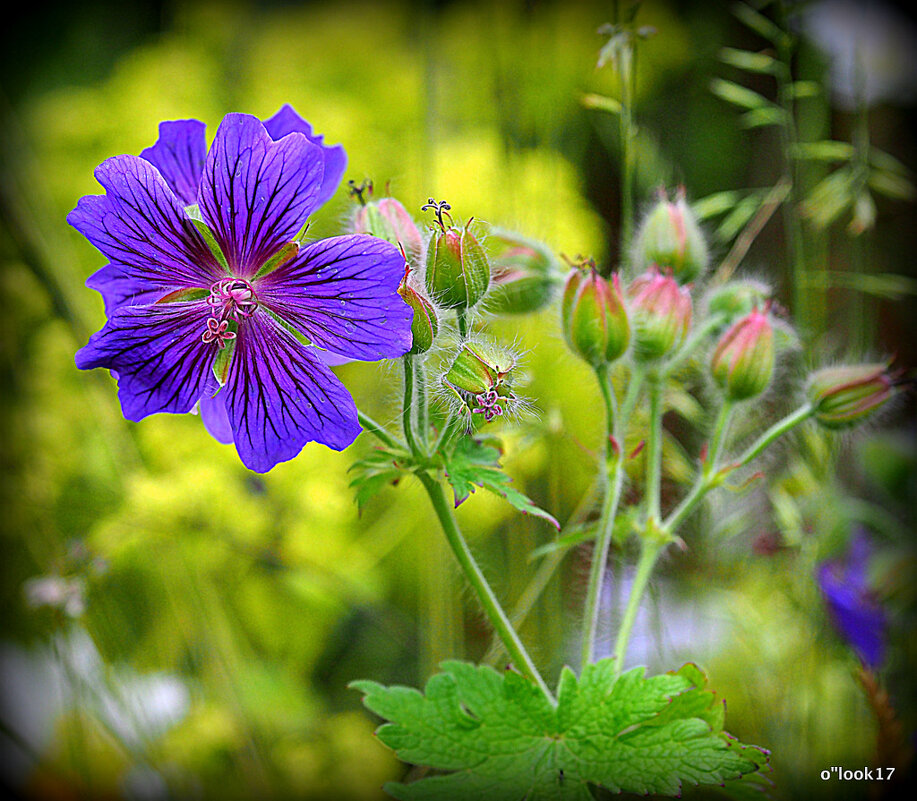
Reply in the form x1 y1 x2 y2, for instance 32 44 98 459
817 531 887 670
73 107 413 472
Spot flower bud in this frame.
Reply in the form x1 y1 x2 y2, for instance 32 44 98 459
486 228 561 315
634 189 709 283
627 268 692 361
443 340 518 423
706 279 772 323
353 196 424 268
423 200 490 310
561 266 630 366
710 305 774 400
807 364 896 429
398 269 439 355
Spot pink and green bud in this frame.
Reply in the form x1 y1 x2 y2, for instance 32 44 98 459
627 267 692 361
487 227 562 314
350 182 424 268
443 340 518 423
561 265 630 366
710 305 774 400
398 269 439 355
423 199 490 310
634 188 709 283
807 363 897 429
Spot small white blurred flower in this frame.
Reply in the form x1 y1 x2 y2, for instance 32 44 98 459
23 575 86 617
801 0 917 109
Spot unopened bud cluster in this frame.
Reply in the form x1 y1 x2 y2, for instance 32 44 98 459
633 188 709 284
443 339 520 424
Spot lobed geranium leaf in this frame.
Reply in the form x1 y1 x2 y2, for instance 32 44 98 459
348 446 411 510
352 660 769 801
444 436 560 529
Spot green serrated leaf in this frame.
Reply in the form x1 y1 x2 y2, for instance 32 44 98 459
444 437 560 529
719 47 778 75
348 447 410 509
352 660 768 800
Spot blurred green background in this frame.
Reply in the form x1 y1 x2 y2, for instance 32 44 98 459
1 1 916 799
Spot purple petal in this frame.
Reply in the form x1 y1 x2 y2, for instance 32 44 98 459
315 350 353 367
262 105 347 207
256 235 413 361
76 300 218 421
86 263 170 316
68 155 222 294
200 391 234 444
198 113 324 277
222 312 361 472
140 120 207 207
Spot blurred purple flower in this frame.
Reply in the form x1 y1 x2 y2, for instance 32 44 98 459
817 532 887 669
73 108 412 472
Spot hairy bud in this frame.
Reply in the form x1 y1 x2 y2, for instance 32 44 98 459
561 266 630 366
710 305 774 400
634 189 709 283
422 199 490 310
352 193 424 268
398 269 438 355
627 268 692 361
443 340 519 424
807 364 897 429
486 228 562 315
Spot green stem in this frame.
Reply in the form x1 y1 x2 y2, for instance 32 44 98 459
735 403 814 467
402 356 424 462
611 539 663 676
357 410 404 451
580 366 644 667
415 357 430 452
620 51 635 261
644 372 664 523
664 403 814 533
661 314 727 378
456 308 469 339
705 400 734 478
417 471 554 703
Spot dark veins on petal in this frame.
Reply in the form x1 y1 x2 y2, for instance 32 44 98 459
69 155 222 293
198 114 323 277
76 301 218 421
223 313 360 472
140 119 208 207
256 235 412 361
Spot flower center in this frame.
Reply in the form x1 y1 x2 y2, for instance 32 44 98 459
208 277 258 320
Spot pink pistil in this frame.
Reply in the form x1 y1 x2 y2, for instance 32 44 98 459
202 317 237 349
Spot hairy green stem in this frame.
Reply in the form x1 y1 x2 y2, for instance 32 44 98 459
580 366 644 666
402 356 424 462
416 471 554 702
611 539 663 676
356 410 404 451
661 313 727 378
664 403 814 533
644 372 664 523
456 308 469 339
705 400 735 478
